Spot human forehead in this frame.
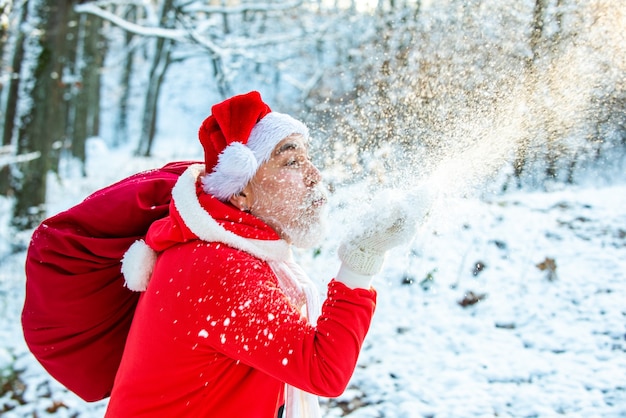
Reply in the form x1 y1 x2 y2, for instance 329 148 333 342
271 134 308 157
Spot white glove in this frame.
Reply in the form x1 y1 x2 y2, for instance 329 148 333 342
337 185 433 289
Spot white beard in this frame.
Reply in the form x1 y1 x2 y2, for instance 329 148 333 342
248 182 328 249
285 208 327 249
282 187 328 248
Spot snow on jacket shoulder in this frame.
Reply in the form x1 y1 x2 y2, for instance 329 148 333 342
105 164 376 418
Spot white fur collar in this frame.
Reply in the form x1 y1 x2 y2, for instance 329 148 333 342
122 164 292 292
172 164 292 262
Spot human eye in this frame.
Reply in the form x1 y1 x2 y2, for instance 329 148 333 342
285 157 299 167
285 153 307 167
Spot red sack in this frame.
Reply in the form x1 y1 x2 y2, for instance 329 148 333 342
22 161 196 402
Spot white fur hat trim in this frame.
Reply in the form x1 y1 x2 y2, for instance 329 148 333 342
247 112 309 164
121 239 157 291
201 112 308 200
201 142 258 200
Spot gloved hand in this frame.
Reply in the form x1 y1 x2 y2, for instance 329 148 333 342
336 185 434 289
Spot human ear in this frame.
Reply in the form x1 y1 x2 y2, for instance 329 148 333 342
229 190 251 212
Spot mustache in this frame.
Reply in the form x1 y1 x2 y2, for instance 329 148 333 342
305 186 328 208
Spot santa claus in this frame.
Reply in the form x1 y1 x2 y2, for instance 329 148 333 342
24 91 431 418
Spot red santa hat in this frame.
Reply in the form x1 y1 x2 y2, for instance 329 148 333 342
199 91 309 200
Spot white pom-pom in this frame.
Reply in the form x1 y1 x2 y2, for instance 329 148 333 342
121 240 157 291
201 142 259 200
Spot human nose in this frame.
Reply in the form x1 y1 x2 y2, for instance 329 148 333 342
305 161 322 186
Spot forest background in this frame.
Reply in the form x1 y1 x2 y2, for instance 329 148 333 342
1 0 624 233
0 0 625 416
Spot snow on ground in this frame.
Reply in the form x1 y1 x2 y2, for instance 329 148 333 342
322 185 626 417
1 141 625 417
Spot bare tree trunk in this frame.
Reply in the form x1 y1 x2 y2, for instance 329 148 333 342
1 2 28 196
86 15 103 139
512 0 547 187
136 38 172 156
2 1 28 148
70 12 104 172
543 0 566 184
212 54 232 99
12 0 72 230
114 5 137 146
529 0 545 65
136 0 175 157
64 5 82 167
0 1 12 123
221 0 230 34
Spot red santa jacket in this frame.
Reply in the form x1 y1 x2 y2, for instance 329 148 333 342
104 164 377 418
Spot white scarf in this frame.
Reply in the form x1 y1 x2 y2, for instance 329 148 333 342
268 259 322 418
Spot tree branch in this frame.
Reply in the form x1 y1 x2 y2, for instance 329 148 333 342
183 0 304 15
74 3 187 42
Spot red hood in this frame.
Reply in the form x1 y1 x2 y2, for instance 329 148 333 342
144 164 290 262
147 182 279 251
